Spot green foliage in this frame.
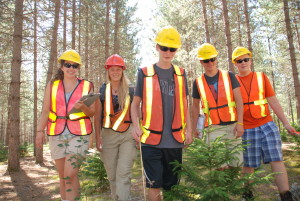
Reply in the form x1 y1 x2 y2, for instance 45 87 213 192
290 123 300 154
164 137 274 201
0 143 8 162
280 129 289 142
79 152 109 196
19 142 30 157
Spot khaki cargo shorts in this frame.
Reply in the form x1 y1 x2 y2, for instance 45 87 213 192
49 135 90 160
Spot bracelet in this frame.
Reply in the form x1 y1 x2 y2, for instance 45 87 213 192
237 122 244 125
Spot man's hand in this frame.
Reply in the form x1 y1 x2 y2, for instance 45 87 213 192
132 126 143 143
234 123 244 138
96 136 103 152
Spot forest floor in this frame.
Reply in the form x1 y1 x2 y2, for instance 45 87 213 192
0 143 299 201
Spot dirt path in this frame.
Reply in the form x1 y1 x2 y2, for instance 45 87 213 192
0 150 60 201
0 143 299 201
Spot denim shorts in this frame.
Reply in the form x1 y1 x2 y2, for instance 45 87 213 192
141 146 182 190
243 121 283 168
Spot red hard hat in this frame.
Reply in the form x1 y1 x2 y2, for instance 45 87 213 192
104 54 126 70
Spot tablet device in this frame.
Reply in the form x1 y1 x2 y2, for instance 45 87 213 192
68 93 100 114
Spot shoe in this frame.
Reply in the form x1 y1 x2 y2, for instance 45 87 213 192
242 190 254 201
280 191 294 201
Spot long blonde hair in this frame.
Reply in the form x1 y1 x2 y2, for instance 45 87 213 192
106 70 130 110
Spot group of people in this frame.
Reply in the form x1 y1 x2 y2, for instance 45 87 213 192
36 26 296 201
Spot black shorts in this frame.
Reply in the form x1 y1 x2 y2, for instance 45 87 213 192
141 146 182 190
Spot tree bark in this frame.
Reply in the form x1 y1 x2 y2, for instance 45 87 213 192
105 0 110 59
34 0 43 164
113 0 120 54
63 0 67 51
72 0 76 49
283 0 300 123
7 0 24 172
243 0 254 71
236 0 242 46
46 0 60 85
201 0 210 43
221 0 235 73
84 4 89 80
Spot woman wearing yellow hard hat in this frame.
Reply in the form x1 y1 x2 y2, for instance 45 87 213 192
131 26 192 201
233 46 295 201
36 49 95 201
94 54 136 201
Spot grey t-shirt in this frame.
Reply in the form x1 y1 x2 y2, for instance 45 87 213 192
134 64 188 148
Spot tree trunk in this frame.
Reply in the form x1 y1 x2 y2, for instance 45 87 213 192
84 4 89 80
201 0 210 43
105 0 110 59
34 0 43 164
243 0 254 71
221 0 235 73
236 0 242 45
113 0 120 54
72 0 76 49
7 0 24 172
46 0 60 84
294 17 300 51
63 0 67 51
283 0 300 124
209 4 215 43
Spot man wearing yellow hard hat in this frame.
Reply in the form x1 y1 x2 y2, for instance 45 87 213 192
232 47 295 201
131 26 192 201
192 43 244 168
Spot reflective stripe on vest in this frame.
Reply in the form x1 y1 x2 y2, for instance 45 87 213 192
256 72 268 117
141 65 155 143
104 83 112 128
49 81 59 135
197 76 212 125
174 65 186 141
103 83 131 131
220 70 236 121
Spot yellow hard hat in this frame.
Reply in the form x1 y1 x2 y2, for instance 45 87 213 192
58 49 82 65
197 43 218 60
232 47 252 63
155 26 182 48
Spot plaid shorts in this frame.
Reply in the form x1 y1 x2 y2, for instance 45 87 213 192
243 121 283 168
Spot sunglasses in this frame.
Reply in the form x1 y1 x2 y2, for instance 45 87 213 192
202 57 216 63
236 58 251 64
64 63 79 69
158 45 177 52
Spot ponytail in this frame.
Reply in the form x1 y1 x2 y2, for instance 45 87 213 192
51 60 64 82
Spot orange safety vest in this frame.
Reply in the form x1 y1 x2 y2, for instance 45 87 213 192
196 70 237 127
236 72 270 119
102 83 131 132
47 79 93 136
140 64 188 145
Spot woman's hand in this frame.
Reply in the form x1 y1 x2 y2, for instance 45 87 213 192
35 131 45 148
73 100 85 110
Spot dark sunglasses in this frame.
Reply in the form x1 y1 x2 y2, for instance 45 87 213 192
202 57 216 63
64 63 79 69
158 45 177 52
236 58 251 64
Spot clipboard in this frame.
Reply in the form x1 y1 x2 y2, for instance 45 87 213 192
68 93 100 114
